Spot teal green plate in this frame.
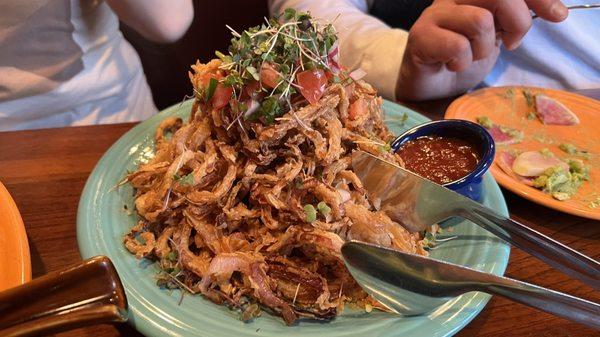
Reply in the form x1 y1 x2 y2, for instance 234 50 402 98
77 100 510 337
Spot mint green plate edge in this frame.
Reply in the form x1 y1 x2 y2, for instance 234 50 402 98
77 99 510 337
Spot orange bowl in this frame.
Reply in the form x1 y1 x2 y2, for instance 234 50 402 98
0 181 31 291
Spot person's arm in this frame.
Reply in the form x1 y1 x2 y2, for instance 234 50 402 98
107 0 194 44
269 0 408 100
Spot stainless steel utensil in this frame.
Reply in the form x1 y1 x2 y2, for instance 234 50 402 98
532 4 600 18
0 256 128 337
342 241 600 328
351 151 600 289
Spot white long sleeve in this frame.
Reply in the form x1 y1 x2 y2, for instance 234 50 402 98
269 0 406 100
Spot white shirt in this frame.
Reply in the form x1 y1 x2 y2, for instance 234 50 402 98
0 0 157 131
269 0 600 100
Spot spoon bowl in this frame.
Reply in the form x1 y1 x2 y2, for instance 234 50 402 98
341 241 600 328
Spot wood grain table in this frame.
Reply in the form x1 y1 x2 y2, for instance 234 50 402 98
0 95 599 337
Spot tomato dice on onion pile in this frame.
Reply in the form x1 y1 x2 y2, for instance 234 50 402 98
296 69 327 104
211 83 233 109
260 63 281 89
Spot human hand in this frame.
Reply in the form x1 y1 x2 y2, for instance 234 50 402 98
396 0 568 100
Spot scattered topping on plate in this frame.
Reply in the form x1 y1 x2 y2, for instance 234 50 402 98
522 90 537 120
396 135 480 185
532 159 589 201
477 116 524 145
558 143 590 159
534 94 580 125
499 149 590 201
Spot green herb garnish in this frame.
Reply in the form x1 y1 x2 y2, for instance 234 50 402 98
205 78 218 102
316 201 331 216
173 173 195 186
304 204 317 222
216 10 340 124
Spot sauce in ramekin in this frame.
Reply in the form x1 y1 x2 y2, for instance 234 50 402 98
397 135 480 184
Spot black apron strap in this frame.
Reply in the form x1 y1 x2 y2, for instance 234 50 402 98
369 0 434 31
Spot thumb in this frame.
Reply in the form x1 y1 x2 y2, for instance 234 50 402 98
526 0 569 22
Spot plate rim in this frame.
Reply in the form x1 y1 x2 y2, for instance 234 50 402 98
445 86 600 220
77 99 510 337
0 180 32 290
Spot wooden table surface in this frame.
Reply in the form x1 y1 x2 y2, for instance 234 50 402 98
1 95 599 337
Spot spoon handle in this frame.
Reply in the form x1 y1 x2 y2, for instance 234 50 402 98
532 4 600 18
460 205 600 290
480 278 600 329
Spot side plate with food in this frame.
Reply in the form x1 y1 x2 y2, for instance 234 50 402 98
446 86 600 220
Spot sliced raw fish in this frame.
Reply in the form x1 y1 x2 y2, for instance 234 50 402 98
512 151 568 177
535 94 580 125
496 151 533 186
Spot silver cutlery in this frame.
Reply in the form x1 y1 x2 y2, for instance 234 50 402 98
532 4 600 19
351 150 600 290
342 241 600 328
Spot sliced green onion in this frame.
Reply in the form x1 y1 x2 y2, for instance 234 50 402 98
304 204 317 223
205 78 218 102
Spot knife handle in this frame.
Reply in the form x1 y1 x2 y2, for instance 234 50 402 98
460 206 600 290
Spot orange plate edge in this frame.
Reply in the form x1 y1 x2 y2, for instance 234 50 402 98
0 181 32 291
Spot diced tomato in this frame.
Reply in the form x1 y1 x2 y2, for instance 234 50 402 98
260 63 280 89
244 80 261 97
348 98 367 121
296 69 327 105
325 70 334 81
211 83 233 109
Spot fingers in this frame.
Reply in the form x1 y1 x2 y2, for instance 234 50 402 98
409 23 473 71
525 0 569 22
457 0 532 50
434 5 496 61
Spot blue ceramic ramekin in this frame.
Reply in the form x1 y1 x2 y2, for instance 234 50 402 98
391 119 495 201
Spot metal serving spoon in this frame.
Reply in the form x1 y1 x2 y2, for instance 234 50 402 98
342 241 600 329
351 151 600 290
532 4 600 18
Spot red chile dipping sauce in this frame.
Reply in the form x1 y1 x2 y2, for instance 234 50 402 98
396 136 480 185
